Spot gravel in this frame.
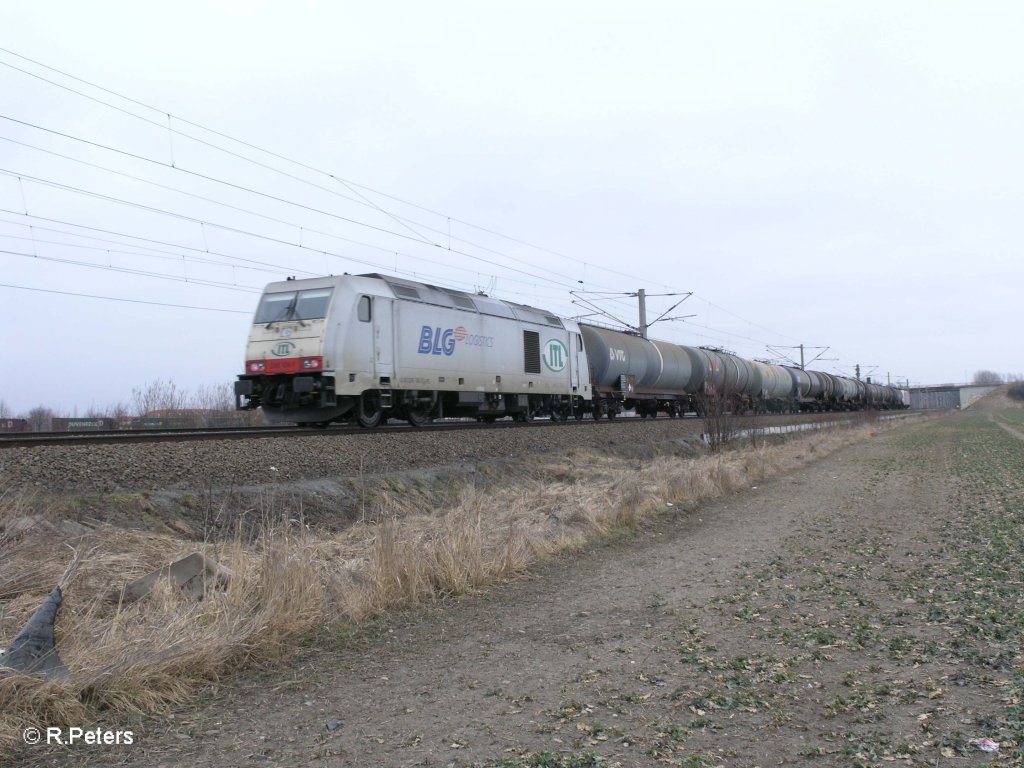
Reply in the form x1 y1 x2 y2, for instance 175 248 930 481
1 419 710 495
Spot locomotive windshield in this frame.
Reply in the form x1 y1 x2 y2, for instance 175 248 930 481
254 288 333 324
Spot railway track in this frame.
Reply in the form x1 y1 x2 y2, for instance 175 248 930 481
0 411 911 449
0 418 538 448
0 414 690 448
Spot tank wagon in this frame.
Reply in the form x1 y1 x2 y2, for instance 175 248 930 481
236 274 908 426
578 325 904 417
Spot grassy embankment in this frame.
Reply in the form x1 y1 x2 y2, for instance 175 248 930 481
1 414 905 758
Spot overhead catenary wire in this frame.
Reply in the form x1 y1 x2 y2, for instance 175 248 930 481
0 281 252 313
0 162 803 359
0 49 668 327
0 46 817 358
0 231 267 277
0 160 606 302
0 50 674 300
0 209 321 279
0 207 581 315
0 70 595 289
0 206 583 312
0 48 657 288
0 247 262 292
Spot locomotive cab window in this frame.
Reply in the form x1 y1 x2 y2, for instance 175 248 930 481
295 288 332 319
358 295 371 322
255 288 334 323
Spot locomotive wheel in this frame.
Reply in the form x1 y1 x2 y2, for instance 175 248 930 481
550 401 568 423
357 392 384 429
405 402 432 427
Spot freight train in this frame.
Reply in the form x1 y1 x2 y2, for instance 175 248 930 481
234 274 908 427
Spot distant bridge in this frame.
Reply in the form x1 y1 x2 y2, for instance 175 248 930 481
908 384 999 410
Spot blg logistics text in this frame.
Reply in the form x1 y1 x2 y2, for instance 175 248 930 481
417 325 494 356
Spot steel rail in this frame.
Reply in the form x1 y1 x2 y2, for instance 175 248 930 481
0 410 900 449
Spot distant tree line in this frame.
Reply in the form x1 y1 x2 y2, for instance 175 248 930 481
972 370 1023 386
0 379 260 430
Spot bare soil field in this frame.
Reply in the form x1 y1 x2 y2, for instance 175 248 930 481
11 406 1024 768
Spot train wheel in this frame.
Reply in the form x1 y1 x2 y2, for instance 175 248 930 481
405 403 432 427
358 392 384 429
406 408 430 427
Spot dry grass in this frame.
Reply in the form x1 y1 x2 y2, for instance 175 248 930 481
0 513 324 754
0 417 906 757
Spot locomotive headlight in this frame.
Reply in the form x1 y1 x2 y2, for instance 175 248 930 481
301 356 322 369
248 361 266 373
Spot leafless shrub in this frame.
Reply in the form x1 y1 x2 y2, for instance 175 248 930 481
132 379 188 416
24 406 55 432
9 379 255 428
698 388 737 453
191 383 234 413
972 370 1004 386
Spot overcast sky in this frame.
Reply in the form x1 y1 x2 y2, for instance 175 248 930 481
2 1 1021 415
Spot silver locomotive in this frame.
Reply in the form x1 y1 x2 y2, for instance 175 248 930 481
235 274 592 426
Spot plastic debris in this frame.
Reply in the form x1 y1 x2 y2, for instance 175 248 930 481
118 553 232 603
0 586 70 680
973 738 999 753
